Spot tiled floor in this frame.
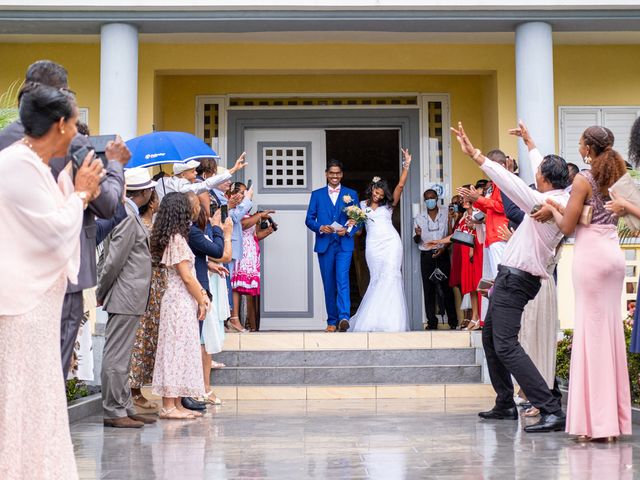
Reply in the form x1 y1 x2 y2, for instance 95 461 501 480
71 398 639 479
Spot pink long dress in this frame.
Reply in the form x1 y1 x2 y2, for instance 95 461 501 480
566 171 632 438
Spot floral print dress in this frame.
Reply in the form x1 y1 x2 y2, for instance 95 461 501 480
152 234 205 398
231 216 261 296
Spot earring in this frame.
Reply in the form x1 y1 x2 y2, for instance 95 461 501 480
61 129 65 134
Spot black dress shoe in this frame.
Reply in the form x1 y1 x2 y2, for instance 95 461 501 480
181 397 207 411
524 412 566 433
338 319 350 332
478 406 518 420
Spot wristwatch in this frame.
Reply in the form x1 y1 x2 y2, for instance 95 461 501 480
75 191 90 209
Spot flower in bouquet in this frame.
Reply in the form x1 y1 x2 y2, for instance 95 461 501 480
343 204 369 232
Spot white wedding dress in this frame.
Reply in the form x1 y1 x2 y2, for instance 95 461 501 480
350 202 409 332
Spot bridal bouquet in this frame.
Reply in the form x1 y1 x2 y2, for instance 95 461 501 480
343 205 369 233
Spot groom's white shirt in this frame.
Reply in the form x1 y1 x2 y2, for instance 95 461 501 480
328 184 341 206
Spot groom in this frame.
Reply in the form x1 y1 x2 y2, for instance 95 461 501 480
305 160 360 332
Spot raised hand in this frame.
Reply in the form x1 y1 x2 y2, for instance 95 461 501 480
508 120 536 150
74 153 103 201
105 136 132 166
450 122 476 157
458 185 480 203
401 148 412 169
229 152 248 174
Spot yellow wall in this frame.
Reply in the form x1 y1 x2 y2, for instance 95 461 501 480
1 41 640 187
157 72 489 189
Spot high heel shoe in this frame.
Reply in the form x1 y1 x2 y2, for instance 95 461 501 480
466 320 481 331
228 316 248 333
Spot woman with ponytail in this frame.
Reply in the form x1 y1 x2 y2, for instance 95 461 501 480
544 126 631 441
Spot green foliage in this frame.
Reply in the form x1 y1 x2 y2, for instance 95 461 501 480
557 323 640 404
555 329 573 382
0 79 21 130
66 378 89 403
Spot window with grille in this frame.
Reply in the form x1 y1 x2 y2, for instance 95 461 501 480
259 143 310 191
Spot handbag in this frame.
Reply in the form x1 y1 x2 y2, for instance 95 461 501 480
579 205 593 226
450 230 475 248
610 173 640 230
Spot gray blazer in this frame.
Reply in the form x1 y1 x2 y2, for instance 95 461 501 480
97 202 152 316
0 121 125 292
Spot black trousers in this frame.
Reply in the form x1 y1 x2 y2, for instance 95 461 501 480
60 291 84 379
420 250 458 329
483 265 562 415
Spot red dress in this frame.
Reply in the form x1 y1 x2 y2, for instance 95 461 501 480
458 214 483 296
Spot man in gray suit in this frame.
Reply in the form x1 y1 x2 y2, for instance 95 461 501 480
97 168 156 428
0 60 128 378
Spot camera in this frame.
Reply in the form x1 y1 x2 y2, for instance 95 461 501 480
472 211 486 223
69 134 117 169
257 211 278 231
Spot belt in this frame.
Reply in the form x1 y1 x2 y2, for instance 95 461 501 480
498 265 539 282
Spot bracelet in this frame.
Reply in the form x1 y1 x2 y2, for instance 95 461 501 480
472 149 482 161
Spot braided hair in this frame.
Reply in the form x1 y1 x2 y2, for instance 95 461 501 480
149 192 192 263
582 126 626 196
629 117 640 169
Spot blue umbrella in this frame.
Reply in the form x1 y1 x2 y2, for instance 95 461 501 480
125 131 219 169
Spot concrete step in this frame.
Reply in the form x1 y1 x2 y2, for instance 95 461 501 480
212 364 481 386
207 383 495 400
222 331 472 351
215 348 476 368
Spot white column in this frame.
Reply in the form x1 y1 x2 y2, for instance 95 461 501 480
100 23 138 140
515 22 555 184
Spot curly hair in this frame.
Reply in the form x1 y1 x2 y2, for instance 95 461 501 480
365 177 393 206
629 117 640 168
582 126 626 196
149 192 192 263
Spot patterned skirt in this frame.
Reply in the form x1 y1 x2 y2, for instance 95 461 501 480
129 265 167 388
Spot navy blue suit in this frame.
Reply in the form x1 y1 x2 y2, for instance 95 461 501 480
188 223 225 293
305 186 360 325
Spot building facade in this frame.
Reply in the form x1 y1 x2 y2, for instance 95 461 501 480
2 1 640 329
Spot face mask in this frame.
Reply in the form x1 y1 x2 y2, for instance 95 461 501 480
425 199 437 210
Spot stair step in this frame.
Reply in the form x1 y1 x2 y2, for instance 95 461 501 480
208 383 495 400
212 364 481 385
215 348 476 368
222 331 471 351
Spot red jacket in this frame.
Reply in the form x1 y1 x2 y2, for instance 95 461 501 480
474 184 508 247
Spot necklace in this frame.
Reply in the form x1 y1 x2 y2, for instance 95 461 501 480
22 137 45 162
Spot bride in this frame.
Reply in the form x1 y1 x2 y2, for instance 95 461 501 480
350 149 411 332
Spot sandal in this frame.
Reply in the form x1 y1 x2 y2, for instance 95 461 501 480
228 316 248 333
159 407 195 420
211 361 226 369
133 394 159 410
524 407 540 417
466 320 481 331
203 389 223 405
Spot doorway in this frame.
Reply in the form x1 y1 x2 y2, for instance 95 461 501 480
325 129 401 315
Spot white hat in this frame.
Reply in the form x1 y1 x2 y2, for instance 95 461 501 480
125 167 157 191
173 160 200 175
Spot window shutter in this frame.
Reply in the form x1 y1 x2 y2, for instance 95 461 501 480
560 108 600 170
602 109 640 162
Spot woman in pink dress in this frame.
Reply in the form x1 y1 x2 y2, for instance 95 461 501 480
545 126 631 441
232 211 276 331
151 192 210 420
0 83 102 479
